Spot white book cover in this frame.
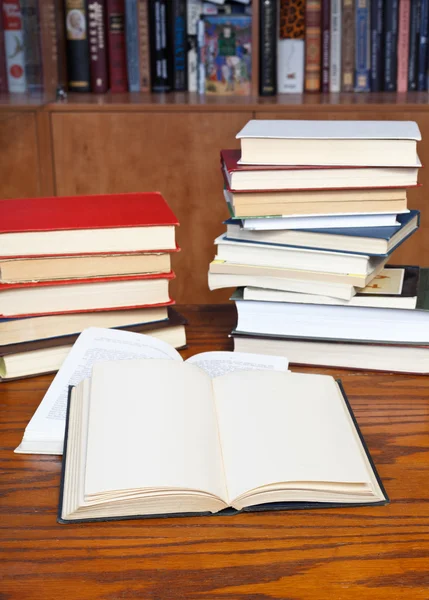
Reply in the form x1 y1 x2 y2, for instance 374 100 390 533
277 39 304 93
187 0 203 92
329 0 342 92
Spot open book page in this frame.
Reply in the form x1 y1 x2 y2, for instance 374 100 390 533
185 351 289 378
15 327 182 454
212 371 372 505
85 360 228 502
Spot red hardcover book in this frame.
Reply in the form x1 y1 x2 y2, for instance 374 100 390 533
305 0 322 92
0 1 8 92
106 0 127 91
88 0 109 92
397 0 410 92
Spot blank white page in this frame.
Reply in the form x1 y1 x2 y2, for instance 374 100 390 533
213 371 371 503
84 360 227 501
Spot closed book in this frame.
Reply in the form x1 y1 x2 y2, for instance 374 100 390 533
106 0 127 91
370 0 383 91
186 0 202 92
321 0 330 92
417 0 428 90
2 0 26 92
125 0 140 90
397 0 410 91
88 0 109 93
354 0 370 91
20 0 43 92
259 0 277 95
39 0 59 94
169 0 187 91
341 0 354 91
329 0 341 91
148 0 171 92
383 0 399 91
0 2 8 92
137 0 150 91
64 0 90 91
305 0 322 92
277 0 305 93
408 0 420 90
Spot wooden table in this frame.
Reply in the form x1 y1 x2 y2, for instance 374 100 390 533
1 304 429 599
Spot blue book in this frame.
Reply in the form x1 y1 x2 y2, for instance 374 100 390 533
355 0 371 91
370 0 383 92
224 210 420 257
125 0 140 92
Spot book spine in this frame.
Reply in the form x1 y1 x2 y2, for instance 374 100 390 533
330 0 341 91
341 0 354 91
397 0 410 91
305 0 322 92
196 15 204 93
186 0 202 92
408 0 420 90
2 0 27 92
20 0 43 91
277 0 305 93
0 0 9 92
106 0 128 92
148 0 171 92
417 0 428 90
38 0 59 95
354 0 370 91
64 0 90 92
137 0 150 91
259 0 277 95
383 0 399 91
370 0 383 91
88 0 109 93
321 0 330 92
55 0 68 92
125 0 140 90
170 0 187 91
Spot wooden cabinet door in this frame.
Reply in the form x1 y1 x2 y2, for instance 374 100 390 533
52 111 253 303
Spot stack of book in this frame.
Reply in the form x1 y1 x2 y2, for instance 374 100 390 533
209 119 429 374
0 192 186 381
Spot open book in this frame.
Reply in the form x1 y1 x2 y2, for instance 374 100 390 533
59 361 387 522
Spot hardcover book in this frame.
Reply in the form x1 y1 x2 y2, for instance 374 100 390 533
137 0 150 91
186 0 202 91
408 0 420 91
321 0 330 92
370 0 383 91
305 0 322 92
397 0 410 92
329 0 341 92
384 0 399 91
64 0 91 91
148 0 171 92
88 0 108 93
355 0 370 91
2 0 27 92
259 0 277 95
277 0 305 93
125 0 140 90
169 0 187 91
106 0 128 91
20 0 43 91
341 0 354 91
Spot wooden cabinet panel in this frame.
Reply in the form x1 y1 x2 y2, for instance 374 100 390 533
51 111 253 303
255 110 429 267
0 112 40 199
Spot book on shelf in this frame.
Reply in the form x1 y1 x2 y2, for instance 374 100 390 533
2 0 26 92
354 0 370 92
277 0 305 93
21 0 43 92
88 0 109 93
329 0 341 92
259 0 277 96
169 0 187 91
64 0 91 92
58 359 387 522
0 3 7 92
137 0 151 91
370 0 383 92
0 307 187 381
304 0 322 93
107 0 128 92
125 0 140 91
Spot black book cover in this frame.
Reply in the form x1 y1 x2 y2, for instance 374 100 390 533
259 0 277 96
408 0 420 90
21 0 43 92
383 0 398 91
169 0 187 91
370 0 383 91
417 0 428 90
148 0 171 92
64 0 91 91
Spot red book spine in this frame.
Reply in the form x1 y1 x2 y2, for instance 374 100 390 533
106 0 127 91
305 0 322 92
397 0 410 92
321 0 330 92
0 1 8 92
88 0 109 92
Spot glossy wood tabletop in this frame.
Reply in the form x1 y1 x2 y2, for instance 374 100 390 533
1 304 429 600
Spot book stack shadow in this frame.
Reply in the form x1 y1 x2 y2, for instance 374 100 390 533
209 119 429 374
0 192 186 381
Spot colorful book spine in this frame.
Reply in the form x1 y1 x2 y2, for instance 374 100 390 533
397 0 410 92
408 0 420 91
341 0 354 91
125 0 140 91
330 0 341 91
64 0 90 92
277 0 305 93
106 0 128 92
137 0 150 92
305 0 322 92
88 0 108 93
383 0 399 91
186 0 202 92
0 0 9 92
355 0 370 91
370 0 383 91
148 0 171 92
418 0 428 90
259 0 277 96
321 0 330 92
38 0 59 95
2 0 26 92
20 0 43 92
170 0 187 91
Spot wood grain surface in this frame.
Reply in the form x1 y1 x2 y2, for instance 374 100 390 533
1 304 429 600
